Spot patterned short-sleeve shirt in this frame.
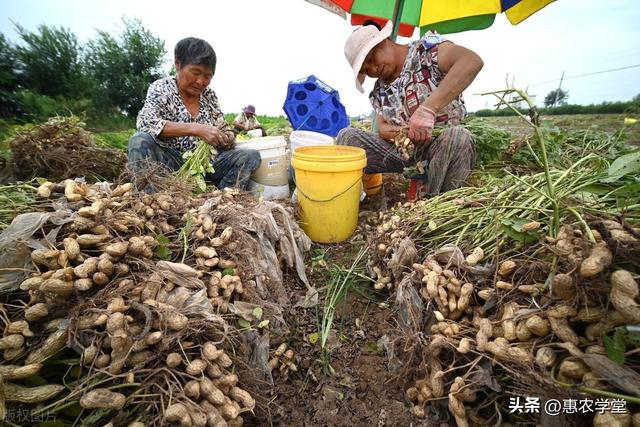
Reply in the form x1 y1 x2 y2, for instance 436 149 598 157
369 33 467 126
136 76 234 152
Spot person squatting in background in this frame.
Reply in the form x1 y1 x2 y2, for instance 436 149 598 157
233 105 267 137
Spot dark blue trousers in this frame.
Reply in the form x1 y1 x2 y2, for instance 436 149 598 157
128 132 260 190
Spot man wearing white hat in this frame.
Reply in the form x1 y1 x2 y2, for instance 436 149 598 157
337 21 483 197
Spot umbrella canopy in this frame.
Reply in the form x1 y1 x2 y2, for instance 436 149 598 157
283 75 350 137
307 0 555 36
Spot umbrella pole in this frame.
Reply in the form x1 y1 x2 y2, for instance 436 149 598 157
390 0 405 41
372 0 404 134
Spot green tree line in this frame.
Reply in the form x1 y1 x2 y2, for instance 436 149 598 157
0 18 167 129
474 96 640 117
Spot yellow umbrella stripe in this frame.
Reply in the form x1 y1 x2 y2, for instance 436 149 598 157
505 0 555 24
419 0 502 26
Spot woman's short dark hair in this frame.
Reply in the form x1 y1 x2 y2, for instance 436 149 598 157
174 37 217 73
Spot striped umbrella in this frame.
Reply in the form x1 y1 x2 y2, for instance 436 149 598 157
306 0 555 37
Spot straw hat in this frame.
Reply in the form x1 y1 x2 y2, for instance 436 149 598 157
344 21 393 93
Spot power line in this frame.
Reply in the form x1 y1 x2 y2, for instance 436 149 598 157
528 64 640 87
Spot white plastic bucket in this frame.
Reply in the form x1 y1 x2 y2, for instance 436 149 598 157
247 180 290 200
247 129 262 138
290 130 334 154
289 131 335 183
235 136 288 186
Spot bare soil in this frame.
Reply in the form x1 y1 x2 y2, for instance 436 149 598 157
262 294 413 427
244 175 416 426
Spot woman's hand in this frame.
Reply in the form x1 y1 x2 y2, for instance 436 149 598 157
196 124 228 147
377 115 404 141
408 105 436 143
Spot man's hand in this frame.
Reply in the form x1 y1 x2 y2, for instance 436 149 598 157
408 105 436 144
197 124 227 147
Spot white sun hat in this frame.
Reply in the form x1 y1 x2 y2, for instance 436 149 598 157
344 21 393 93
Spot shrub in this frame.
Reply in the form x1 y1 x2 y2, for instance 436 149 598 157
15 90 91 122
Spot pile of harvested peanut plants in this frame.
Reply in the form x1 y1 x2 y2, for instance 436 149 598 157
0 177 310 426
8 116 126 181
365 208 640 425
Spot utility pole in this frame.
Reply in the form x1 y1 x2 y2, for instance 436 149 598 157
554 70 565 107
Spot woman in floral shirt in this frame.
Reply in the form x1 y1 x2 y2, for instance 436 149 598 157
339 22 483 197
128 37 260 190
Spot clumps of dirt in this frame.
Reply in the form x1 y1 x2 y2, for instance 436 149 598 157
9 116 126 181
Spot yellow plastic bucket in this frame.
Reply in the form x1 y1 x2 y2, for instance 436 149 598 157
362 173 383 196
292 146 367 243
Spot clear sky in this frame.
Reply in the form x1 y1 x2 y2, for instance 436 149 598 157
2 0 639 116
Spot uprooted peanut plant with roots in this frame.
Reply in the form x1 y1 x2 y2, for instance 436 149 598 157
0 177 311 426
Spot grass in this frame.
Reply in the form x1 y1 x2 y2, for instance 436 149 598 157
223 113 289 129
317 246 370 374
225 113 293 138
93 129 133 151
0 120 35 160
0 180 48 229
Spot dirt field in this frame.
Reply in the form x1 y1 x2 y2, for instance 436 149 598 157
483 113 640 143
0 113 638 427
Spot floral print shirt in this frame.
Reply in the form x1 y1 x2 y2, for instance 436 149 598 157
369 33 467 126
136 76 234 153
